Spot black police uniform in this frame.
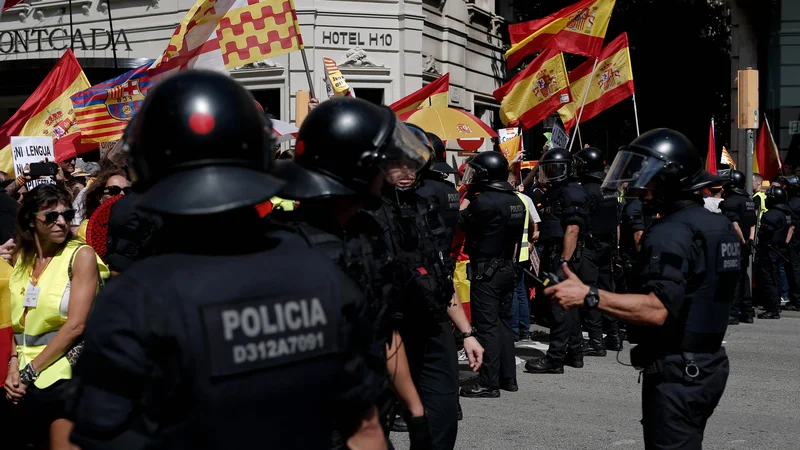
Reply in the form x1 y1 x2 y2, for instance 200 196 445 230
416 175 461 247
581 174 621 351
786 195 800 310
460 187 525 388
371 189 459 450
538 181 590 363
719 192 757 321
105 192 162 273
757 204 792 316
69 231 383 449
633 199 738 449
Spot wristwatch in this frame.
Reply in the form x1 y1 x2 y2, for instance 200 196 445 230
584 286 600 309
462 329 477 339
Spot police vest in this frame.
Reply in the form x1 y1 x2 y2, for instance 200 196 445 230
10 240 109 388
771 206 793 244
514 192 530 262
271 196 296 212
584 180 619 236
538 184 567 242
754 192 767 218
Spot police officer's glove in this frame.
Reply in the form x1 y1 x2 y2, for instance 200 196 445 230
407 415 433 450
746 239 755 254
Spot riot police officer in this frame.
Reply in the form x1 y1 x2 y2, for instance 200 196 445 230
546 128 738 449
69 72 386 449
369 130 480 450
574 147 622 353
271 97 434 447
525 147 590 374
756 186 793 319
720 169 758 324
413 128 460 245
458 151 525 398
781 175 800 311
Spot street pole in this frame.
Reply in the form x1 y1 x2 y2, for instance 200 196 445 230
107 0 118 68
746 129 754 195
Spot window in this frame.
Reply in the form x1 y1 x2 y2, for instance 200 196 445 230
250 89 282 120
355 88 385 106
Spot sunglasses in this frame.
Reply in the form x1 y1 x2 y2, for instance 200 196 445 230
104 186 132 196
36 209 76 225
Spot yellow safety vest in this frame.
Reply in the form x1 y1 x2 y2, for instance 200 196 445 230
754 192 767 218
10 240 109 388
515 192 530 262
270 196 295 212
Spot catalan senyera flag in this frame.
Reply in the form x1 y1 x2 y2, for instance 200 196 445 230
149 0 304 82
494 49 572 129
557 33 634 133
1 0 25 18
506 0 615 69
390 73 450 115
706 118 717 175
721 146 736 169
0 49 90 175
754 117 783 182
71 64 152 144
323 57 355 98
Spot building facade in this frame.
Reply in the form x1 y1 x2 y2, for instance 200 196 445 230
0 0 510 150
731 0 800 169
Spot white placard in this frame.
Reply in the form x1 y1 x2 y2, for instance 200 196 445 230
11 136 56 190
551 124 569 149
790 121 800 135
498 127 519 143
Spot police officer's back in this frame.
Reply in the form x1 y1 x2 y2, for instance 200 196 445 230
413 130 460 247
720 169 757 323
458 151 524 398
781 175 800 311
756 186 792 319
546 129 739 449
69 72 384 449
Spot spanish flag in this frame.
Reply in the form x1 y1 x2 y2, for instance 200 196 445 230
390 73 450 115
493 49 572 130
706 118 717 175
0 260 14 387
506 0 616 69
0 49 90 174
558 33 634 133
754 117 783 182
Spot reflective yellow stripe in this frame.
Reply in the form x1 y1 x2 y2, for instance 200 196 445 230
515 193 530 262
15 331 58 347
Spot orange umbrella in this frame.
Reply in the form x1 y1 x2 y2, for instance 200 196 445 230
398 107 498 141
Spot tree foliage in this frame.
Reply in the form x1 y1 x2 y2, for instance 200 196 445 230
511 0 730 161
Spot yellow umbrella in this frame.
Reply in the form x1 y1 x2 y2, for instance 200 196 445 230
398 107 498 141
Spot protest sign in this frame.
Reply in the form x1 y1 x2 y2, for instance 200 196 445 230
11 136 56 190
498 127 522 171
99 140 118 160
551 124 569 149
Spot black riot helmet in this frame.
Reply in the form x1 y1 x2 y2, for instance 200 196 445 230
127 70 283 216
602 128 725 194
463 151 513 191
537 147 572 184
780 174 800 195
766 186 787 208
272 97 430 200
574 147 605 176
426 132 457 174
725 169 748 196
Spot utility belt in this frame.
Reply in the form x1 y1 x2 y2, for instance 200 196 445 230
585 233 615 249
631 335 724 378
465 258 514 282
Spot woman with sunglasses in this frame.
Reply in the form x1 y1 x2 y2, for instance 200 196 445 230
76 168 130 243
4 184 109 450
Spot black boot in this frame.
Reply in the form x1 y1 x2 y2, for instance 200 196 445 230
605 334 623 351
565 351 584 368
740 314 754 324
758 311 781 319
728 315 740 325
460 383 500 398
457 402 463 421
581 339 607 357
524 356 564 374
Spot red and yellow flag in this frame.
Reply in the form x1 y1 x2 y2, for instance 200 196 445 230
0 260 14 387
493 49 572 130
149 0 304 82
0 49 90 174
754 118 783 182
390 73 449 115
557 33 634 133
506 0 615 69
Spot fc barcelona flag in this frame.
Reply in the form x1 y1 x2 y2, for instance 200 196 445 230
71 64 152 143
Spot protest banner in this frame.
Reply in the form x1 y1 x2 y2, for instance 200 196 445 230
11 136 57 189
99 140 118 160
323 57 355 98
498 127 522 171
551 124 569 149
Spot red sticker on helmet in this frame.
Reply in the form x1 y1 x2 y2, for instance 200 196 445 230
189 112 215 135
295 139 305 157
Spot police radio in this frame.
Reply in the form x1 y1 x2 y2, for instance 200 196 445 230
520 266 560 289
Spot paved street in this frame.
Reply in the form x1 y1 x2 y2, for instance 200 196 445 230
391 310 800 449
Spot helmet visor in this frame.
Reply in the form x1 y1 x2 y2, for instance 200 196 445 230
537 162 569 184
461 165 476 185
601 151 666 191
379 121 432 174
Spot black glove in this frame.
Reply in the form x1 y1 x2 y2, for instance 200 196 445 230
746 239 755 255
407 415 433 450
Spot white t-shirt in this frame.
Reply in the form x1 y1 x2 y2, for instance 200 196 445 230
704 197 723 214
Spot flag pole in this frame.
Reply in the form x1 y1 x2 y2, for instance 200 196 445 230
764 114 785 175
577 125 584 148
299 47 316 99
568 57 599 152
107 0 118 68
287 0 315 99
632 93 641 136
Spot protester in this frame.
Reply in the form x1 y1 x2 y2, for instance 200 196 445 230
703 186 724 213
4 184 108 450
57 156 76 183
76 168 130 242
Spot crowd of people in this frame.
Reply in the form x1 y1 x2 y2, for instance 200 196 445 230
0 70 791 449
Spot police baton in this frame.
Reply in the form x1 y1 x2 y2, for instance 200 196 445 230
765 243 791 263
520 266 561 289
